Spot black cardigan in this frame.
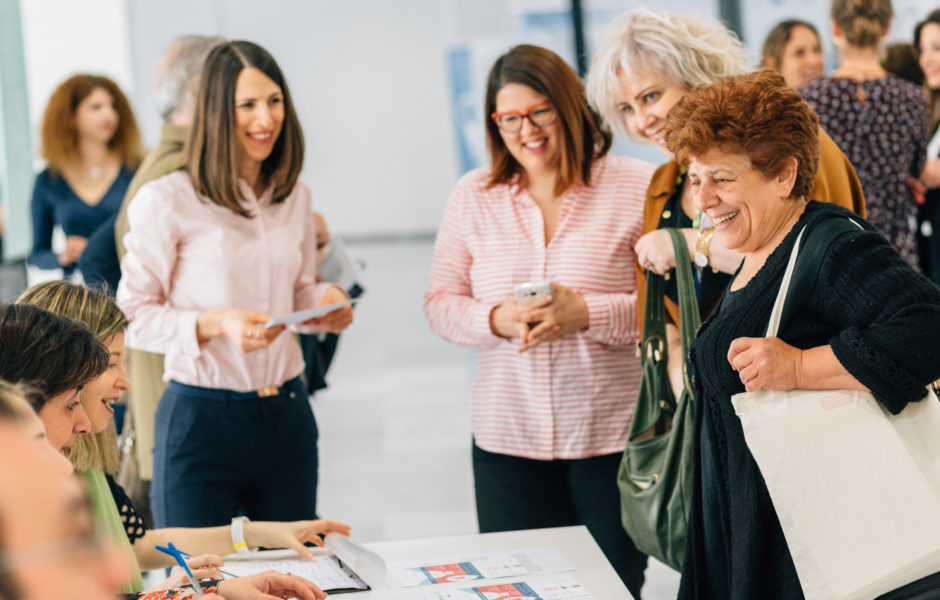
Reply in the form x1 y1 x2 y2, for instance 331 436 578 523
678 201 940 599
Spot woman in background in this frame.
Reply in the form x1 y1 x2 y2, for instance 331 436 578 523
118 41 353 530
801 0 928 269
424 44 653 596
915 8 940 284
762 19 825 88
29 75 142 279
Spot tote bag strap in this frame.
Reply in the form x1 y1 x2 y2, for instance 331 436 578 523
767 217 865 337
667 228 701 357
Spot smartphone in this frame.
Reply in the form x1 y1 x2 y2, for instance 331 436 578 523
513 279 553 306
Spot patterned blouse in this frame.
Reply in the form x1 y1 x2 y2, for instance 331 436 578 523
800 74 929 268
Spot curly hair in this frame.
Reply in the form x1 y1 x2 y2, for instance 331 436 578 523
832 0 892 48
40 74 143 173
18 281 128 474
484 44 611 196
665 70 819 199
585 8 749 135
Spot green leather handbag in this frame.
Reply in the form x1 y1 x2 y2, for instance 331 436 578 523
618 227 700 572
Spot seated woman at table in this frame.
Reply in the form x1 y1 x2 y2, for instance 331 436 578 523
663 69 940 599
19 280 351 595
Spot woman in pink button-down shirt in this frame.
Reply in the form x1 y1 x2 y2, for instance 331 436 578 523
424 45 653 597
118 41 352 530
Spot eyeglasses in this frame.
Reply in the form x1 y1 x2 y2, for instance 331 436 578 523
491 102 558 133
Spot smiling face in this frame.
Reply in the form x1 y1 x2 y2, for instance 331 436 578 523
614 69 689 157
688 149 798 254
72 87 119 145
233 67 285 181
776 25 824 88
493 83 562 178
37 388 90 452
920 23 940 90
81 332 129 434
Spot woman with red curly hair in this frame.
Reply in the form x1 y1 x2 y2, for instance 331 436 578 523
28 74 142 280
666 70 940 599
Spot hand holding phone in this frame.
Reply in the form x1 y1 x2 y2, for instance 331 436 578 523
512 280 553 306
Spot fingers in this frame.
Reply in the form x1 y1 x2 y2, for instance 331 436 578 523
519 324 561 353
313 306 353 333
285 536 315 560
307 519 352 536
190 565 222 581
727 337 754 369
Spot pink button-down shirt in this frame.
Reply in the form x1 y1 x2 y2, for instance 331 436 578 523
424 154 654 460
117 170 329 392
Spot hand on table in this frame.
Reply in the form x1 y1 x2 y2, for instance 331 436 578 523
215 571 326 600
245 519 351 560
58 235 87 266
514 283 588 352
727 336 801 392
156 554 224 589
303 285 353 333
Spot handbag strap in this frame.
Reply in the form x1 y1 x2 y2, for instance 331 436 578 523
765 217 863 337
666 228 701 357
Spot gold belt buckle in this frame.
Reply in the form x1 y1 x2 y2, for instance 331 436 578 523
256 386 279 398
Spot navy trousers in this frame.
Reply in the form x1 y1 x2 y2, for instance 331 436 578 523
472 444 648 598
150 377 318 528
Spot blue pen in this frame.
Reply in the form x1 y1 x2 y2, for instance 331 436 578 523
155 541 204 597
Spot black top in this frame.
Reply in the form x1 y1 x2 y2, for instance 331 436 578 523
105 474 147 544
678 201 940 599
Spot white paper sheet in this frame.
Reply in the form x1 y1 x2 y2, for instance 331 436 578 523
397 575 594 599
388 547 574 587
221 555 368 591
263 299 355 328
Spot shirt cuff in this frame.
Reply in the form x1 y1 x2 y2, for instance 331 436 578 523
583 292 610 332
177 310 203 358
474 301 502 341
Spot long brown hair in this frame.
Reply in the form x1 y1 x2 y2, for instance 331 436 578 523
485 45 612 196
40 74 143 173
186 40 304 218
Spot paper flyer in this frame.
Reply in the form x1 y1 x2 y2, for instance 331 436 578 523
398 575 594 599
388 548 574 587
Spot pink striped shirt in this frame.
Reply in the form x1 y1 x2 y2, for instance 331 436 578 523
424 154 654 460
117 171 330 391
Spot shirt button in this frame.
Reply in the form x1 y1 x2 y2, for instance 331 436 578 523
662 210 672 219
290 391 296 399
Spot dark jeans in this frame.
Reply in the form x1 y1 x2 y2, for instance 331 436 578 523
151 377 318 528
472 444 648 598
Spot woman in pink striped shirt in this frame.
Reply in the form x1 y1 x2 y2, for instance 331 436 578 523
118 41 353 530
424 44 654 597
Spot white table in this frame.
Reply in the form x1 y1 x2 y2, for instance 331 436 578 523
231 525 632 599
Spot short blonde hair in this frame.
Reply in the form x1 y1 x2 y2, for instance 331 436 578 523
586 8 750 134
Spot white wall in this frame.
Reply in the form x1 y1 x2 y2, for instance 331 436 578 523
125 0 463 238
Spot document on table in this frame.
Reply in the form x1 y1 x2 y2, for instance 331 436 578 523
263 299 355 328
396 575 595 599
387 547 574 587
222 555 369 593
